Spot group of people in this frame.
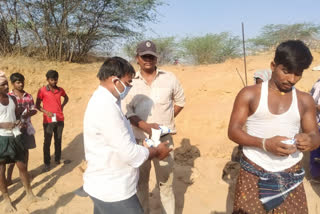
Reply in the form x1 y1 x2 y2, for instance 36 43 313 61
83 40 185 214
83 39 320 214
0 70 68 212
1 38 319 213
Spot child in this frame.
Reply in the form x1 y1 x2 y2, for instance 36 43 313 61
36 70 69 172
6 73 37 185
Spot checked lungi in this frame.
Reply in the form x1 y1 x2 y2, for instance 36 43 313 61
233 156 308 214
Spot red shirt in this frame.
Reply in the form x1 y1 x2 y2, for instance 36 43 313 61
37 85 66 123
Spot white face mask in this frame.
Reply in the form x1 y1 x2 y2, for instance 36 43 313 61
113 78 131 100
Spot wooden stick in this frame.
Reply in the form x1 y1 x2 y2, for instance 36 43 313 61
242 23 248 86
236 68 246 88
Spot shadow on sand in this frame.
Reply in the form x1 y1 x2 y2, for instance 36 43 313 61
0 133 84 212
173 138 200 214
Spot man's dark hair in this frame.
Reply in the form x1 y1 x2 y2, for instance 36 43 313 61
274 40 313 72
46 70 59 79
97 56 135 80
10 72 25 83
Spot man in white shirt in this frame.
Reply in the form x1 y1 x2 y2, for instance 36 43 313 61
83 57 171 214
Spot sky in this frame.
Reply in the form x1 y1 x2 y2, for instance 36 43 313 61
145 0 320 39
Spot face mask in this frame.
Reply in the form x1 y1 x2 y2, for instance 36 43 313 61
113 78 131 100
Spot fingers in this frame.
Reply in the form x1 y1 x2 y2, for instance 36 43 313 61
277 146 296 156
142 140 148 147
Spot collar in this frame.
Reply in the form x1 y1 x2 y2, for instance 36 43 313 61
10 90 28 97
134 69 165 80
46 85 60 91
98 85 118 104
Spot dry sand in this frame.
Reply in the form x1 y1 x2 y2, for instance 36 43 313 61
0 52 320 214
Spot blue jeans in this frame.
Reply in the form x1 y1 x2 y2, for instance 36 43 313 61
90 194 144 214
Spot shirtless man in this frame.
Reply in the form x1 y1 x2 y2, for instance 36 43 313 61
228 40 320 213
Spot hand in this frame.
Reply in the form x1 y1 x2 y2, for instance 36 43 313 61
46 111 53 117
156 141 172 160
264 136 297 156
295 133 317 152
16 106 25 115
146 123 160 136
2 122 16 130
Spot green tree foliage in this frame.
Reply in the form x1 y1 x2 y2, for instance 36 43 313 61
248 23 320 52
123 37 178 65
0 0 161 62
181 32 241 64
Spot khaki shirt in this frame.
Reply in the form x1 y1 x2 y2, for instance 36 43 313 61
122 69 185 140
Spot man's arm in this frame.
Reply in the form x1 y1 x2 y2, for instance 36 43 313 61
173 75 185 117
228 86 296 156
35 96 53 117
61 94 69 110
228 87 263 148
128 116 159 136
296 93 320 151
174 105 183 117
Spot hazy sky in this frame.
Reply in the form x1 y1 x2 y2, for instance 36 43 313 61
145 0 320 39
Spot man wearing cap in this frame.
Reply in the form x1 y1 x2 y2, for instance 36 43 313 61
123 40 185 214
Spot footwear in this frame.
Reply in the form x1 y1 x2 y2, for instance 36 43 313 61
55 160 60 165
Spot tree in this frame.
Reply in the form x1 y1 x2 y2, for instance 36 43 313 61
0 0 162 61
181 32 241 64
248 23 320 52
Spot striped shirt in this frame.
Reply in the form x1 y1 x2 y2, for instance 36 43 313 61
8 91 36 135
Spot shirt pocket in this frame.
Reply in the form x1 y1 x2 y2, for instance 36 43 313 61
152 88 172 104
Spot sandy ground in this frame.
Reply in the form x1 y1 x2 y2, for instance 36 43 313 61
0 52 320 214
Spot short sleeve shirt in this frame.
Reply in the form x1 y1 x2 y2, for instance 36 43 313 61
37 85 66 123
8 91 36 134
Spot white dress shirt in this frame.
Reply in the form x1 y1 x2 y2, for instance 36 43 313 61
83 85 149 202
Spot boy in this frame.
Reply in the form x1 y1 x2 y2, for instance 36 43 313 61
6 72 37 185
0 71 41 212
36 70 69 172
228 40 320 213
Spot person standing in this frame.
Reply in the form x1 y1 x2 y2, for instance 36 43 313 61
6 73 37 185
228 40 320 213
309 78 320 183
123 40 185 214
0 71 42 212
36 70 69 171
83 56 172 214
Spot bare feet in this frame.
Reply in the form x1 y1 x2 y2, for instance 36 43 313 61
26 194 48 204
2 200 16 213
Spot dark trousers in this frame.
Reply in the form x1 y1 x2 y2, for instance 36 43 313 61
43 122 64 165
90 194 144 214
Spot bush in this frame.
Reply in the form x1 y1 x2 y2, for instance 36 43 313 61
248 23 320 52
180 32 241 64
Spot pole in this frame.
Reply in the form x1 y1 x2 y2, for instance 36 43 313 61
242 22 248 86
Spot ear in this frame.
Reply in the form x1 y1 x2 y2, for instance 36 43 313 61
270 61 276 72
